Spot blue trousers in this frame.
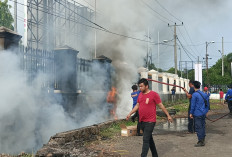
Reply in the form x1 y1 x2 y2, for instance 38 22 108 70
194 115 206 141
188 107 195 133
228 101 232 113
140 122 158 157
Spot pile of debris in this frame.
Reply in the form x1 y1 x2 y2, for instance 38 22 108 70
36 120 124 157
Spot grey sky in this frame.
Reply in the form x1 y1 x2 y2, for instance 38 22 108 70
9 0 232 70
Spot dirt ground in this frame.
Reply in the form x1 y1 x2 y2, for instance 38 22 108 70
86 103 232 157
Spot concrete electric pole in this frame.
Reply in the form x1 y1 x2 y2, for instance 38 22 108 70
94 0 97 58
14 0 17 32
205 41 214 84
222 37 224 76
168 22 183 74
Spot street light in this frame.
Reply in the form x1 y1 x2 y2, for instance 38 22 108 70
218 50 224 76
205 41 215 85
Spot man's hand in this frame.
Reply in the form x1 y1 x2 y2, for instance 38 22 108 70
183 88 187 92
167 115 173 123
126 114 131 120
190 114 193 119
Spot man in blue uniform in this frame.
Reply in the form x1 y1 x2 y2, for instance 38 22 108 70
190 81 209 147
183 80 195 133
225 85 232 114
131 85 142 135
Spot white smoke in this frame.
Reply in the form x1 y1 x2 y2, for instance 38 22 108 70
0 51 79 153
84 0 155 118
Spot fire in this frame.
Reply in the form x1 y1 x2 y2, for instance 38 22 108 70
107 87 118 120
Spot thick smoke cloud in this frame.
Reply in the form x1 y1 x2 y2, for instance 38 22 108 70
0 51 80 153
0 47 117 153
85 0 156 118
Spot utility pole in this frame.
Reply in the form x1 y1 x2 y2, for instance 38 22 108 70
14 0 17 32
205 41 214 84
94 0 97 58
179 47 182 77
157 31 159 72
146 28 150 69
222 37 224 76
168 22 183 74
206 42 209 84
185 61 188 79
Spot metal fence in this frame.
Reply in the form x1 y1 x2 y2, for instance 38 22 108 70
19 46 55 88
210 85 229 93
18 46 93 92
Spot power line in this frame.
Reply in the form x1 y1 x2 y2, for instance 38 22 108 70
10 0 158 44
154 0 182 23
140 0 174 23
54 0 107 31
183 25 202 57
177 27 199 57
177 37 195 61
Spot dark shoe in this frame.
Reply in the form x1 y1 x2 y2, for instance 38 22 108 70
131 117 135 122
194 140 205 147
136 133 143 136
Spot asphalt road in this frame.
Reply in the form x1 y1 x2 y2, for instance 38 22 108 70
110 112 232 157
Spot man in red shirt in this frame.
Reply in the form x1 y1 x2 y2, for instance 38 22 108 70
126 78 172 157
219 89 224 105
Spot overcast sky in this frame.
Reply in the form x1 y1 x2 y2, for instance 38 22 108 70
9 0 232 71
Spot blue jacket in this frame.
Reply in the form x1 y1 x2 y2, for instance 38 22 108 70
204 91 211 98
131 91 141 108
190 90 209 116
225 89 232 101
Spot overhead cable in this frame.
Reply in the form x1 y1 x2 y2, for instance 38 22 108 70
154 0 182 23
10 0 158 44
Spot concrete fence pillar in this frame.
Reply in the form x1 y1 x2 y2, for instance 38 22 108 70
148 70 159 92
175 77 180 94
184 79 189 92
138 67 148 79
54 46 79 93
180 78 185 93
162 73 168 94
0 26 22 51
168 74 175 94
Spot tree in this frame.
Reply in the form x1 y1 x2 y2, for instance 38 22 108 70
148 63 157 71
204 53 232 86
167 67 182 77
0 0 14 30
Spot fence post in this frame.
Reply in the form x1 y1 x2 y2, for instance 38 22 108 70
0 26 22 51
54 46 79 111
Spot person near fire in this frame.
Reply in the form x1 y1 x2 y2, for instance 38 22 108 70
183 80 195 133
130 84 142 136
107 86 118 119
190 81 209 147
126 78 172 157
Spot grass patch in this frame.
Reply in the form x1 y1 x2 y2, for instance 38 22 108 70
210 104 225 110
210 99 221 103
171 103 189 112
99 121 137 138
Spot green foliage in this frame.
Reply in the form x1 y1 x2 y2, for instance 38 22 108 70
166 67 182 77
0 0 14 30
204 53 232 85
148 63 157 71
